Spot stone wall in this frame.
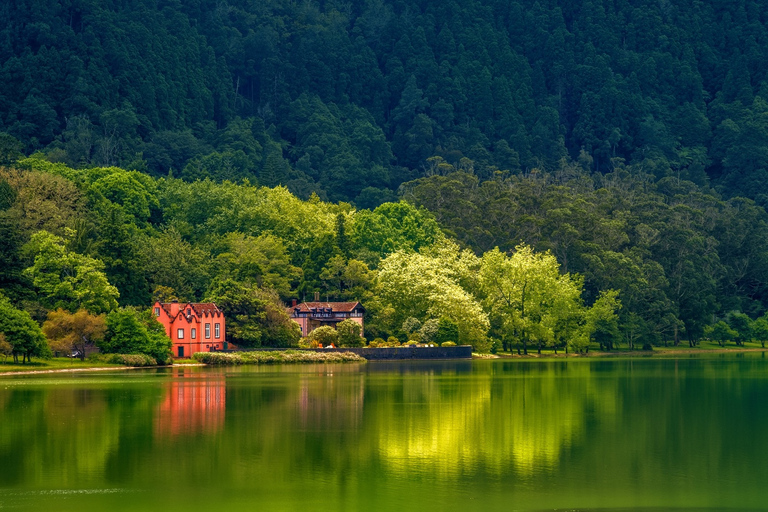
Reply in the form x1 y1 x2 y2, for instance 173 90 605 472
306 346 473 360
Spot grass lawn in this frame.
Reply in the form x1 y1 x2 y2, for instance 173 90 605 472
490 339 768 358
0 357 125 374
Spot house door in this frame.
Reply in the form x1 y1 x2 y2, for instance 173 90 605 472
178 346 184 358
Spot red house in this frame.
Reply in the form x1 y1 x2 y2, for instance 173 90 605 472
287 299 365 338
153 301 226 358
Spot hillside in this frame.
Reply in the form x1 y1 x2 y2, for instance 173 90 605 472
4 1 768 203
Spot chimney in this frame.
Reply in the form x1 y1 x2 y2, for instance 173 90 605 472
291 298 297 307
314 291 320 301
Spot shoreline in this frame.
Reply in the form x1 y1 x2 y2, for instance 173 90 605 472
475 347 768 359
2 347 766 375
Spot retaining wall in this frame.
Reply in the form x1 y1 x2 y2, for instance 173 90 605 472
228 346 473 360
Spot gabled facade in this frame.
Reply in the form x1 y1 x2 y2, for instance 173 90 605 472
153 301 226 358
287 300 365 337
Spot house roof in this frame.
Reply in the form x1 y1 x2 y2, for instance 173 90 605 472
188 303 223 316
289 301 364 313
157 302 223 317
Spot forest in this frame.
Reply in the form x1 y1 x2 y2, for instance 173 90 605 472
3 0 768 356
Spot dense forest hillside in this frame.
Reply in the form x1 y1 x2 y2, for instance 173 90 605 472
4 0 768 203
4 1 768 353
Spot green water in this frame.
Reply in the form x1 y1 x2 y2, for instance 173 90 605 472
1 355 768 511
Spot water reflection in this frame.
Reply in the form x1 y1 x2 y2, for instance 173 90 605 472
2 357 768 511
154 370 226 438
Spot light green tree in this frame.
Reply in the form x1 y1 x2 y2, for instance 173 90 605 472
480 245 584 355
23 230 119 314
378 241 489 349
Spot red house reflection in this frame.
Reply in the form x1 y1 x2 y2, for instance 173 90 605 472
155 373 226 437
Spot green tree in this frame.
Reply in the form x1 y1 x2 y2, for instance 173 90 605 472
307 325 340 347
704 321 738 347
727 312 752 346
480 245 586 355
0 333 12 364
434 317 459 345
206 279 299 348
336 319 364 347
0 293 50 363
101 308 172 364
751 317 768 348
23 230 119 314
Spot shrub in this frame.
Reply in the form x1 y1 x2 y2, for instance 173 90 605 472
406 340 419 346
386 336 401 347
192 350 364 365
90 353 158 366
298 338 319 349
441 341 456 347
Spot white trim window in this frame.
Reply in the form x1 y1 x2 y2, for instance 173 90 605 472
205 323 211 339
191 328 197 339
177 328 184 339
215 323 221 339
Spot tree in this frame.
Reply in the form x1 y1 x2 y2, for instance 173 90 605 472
728 313 752 346
583 290 622 351
307 325 339 347
0 133 24 165
206 279 300 347
42 309 106 361
435 317 459 345
377 241 489 349
705 321 738 347
0 334 12 364
337 319 364 347
23 230 119 314
751 317 768 348
0 293 50 363
101 308 172 364
480 245 586 355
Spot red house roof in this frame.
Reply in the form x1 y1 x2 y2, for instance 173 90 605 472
289 301 364 313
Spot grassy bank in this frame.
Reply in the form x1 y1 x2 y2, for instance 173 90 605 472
193 350 365 365
477 340 768 359
0 357 127 374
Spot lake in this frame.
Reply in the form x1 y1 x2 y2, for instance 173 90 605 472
1 355 768 511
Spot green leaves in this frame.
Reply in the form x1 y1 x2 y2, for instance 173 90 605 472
23 230 119 314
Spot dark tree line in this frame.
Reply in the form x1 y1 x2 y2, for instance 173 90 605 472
4 1 768 204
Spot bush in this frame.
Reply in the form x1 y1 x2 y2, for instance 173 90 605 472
89 353 158 366
406 340 419 346
192 350 365 365
441 341 456 347
386 336 401 347
307 326 339 347
298 338 319 349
